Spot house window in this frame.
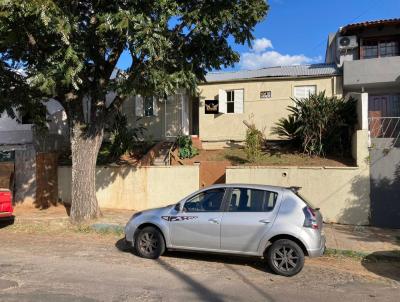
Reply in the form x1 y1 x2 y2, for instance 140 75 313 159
293 85 316 99
218 89 244 114
144 96 154 117
135 95 158 117
361 37 400 59
379 40 399 57
362 40 378 59
227 90 235 113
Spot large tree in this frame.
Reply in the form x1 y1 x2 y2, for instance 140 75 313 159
0 0 268 222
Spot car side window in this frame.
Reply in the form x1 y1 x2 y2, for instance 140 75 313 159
184 189 225 212
228 188 278 212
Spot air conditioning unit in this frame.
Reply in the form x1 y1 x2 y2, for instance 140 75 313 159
337 36 358 50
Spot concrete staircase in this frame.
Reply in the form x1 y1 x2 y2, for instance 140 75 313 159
152 141 174 166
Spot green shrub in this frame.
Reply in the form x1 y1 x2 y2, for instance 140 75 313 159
245 123 264 162
272 91 356 156
107 113 146 160
271 115 301 144
177 135 198 159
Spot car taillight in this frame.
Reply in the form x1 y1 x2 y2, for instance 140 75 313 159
304 206 319 229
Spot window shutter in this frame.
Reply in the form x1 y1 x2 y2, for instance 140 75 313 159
294 87 306 99
135 95 144 117
294 86 316 99
218 89 227 114
307 86 316 96
152 96 158 116
234 89 244 114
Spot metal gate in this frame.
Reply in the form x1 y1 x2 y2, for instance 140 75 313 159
165 94 183 138
368 116 400 228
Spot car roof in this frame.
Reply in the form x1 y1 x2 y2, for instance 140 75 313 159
203 183 288 192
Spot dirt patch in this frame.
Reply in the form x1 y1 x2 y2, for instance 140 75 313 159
0 279 18 291
13 205 133 228
173 147 354 167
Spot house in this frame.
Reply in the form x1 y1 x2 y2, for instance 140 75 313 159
0 99 68 204
326 18 400 228
326 18 400 119
123 64 343 149
198 64 342 149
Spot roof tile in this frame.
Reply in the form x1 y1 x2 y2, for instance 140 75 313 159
205 63 341 83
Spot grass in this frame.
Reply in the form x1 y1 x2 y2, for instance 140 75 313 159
324 248 368 260
325 248 400 262
4 220 124 238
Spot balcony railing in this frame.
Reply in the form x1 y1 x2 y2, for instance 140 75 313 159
368 117 400 148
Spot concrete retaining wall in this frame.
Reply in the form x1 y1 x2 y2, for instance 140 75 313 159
226 130 371 225
226 165 370 225
58 165 199 210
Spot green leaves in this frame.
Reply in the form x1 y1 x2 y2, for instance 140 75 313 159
245 121 264 163
0 0 268 126
272 91 357 156
177 135 198 159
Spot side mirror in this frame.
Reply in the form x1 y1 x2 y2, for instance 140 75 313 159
174 203 181 212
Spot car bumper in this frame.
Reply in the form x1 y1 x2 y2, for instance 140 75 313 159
307 234 326 257
124 222 138 245
0 212 13 218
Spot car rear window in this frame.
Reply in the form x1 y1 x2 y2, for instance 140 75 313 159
228 188 278 212
296 192 318 210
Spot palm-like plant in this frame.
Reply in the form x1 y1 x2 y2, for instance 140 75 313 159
272 91 356 156
271 115 300 142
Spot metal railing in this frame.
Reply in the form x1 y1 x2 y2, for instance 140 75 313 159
368 117 400 149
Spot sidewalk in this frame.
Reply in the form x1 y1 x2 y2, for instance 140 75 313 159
11 205 400 256
324 223 400 254
13 204 133 226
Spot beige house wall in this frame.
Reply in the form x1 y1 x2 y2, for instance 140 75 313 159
122 93 190 141
226 129 370 225
58 165 199 210
198 76 343 149
122 96 165 141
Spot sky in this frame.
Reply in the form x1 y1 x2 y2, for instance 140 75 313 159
116 0 400 71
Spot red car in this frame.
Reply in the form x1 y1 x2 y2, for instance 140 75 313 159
0 189 13 218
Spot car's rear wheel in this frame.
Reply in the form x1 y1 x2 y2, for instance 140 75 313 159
134 226 165 259
266 239 305 277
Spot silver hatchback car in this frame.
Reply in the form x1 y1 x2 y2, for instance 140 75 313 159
124 184 325 276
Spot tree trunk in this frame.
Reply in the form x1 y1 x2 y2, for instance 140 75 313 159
70 122 103 223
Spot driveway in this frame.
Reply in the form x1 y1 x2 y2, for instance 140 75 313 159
0 228 399 302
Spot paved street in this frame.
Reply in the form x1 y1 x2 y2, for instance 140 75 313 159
0 227 399 302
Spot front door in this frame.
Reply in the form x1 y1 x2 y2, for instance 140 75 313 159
170 188 226 250
221 187 279 253
165 93 189 138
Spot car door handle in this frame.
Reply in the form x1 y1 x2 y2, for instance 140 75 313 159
208 218 220 224
259 219 270 224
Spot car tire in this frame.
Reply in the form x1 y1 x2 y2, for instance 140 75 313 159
134 226 165 259
266 239 305 277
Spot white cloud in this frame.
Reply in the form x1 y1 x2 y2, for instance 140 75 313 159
240 37 321 70
251 38 273 53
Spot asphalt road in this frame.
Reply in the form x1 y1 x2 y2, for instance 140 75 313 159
0 230 399 302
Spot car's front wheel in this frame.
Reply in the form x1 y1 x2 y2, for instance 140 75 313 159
266 239 305 277
134 226 165 259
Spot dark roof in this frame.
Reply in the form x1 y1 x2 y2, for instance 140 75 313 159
340 18 400 34
204 63 341 83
